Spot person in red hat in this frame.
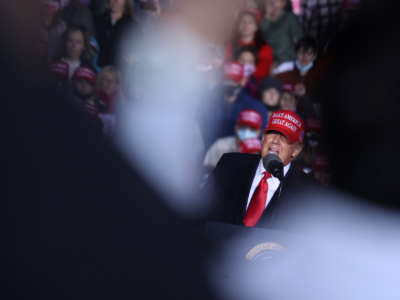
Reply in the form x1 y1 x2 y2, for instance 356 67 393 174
239 137 262 155
49 60 70 89
222 62 245 103
203 109 263 170
71 66 105 121
204 110 313 229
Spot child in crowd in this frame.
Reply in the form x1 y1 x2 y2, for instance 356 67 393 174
225 9 273 82
71 66 104 116
235 45 258 82
204 109 262 170
233 45 260 97
96 66 121 114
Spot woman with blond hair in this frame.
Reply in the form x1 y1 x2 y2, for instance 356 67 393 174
96 65 121 113
95 0 136 67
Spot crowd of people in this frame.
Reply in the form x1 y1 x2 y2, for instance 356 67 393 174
41 0 359 186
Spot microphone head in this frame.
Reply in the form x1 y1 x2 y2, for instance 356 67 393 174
262 154 284 180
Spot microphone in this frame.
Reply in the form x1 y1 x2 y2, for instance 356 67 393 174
262 154 283 180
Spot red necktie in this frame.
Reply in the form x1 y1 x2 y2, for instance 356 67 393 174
243 171 271 227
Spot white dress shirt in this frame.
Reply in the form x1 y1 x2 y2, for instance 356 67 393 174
245 160 291 210
61 58 81 79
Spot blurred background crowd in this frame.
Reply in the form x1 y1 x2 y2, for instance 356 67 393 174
41 0 362 186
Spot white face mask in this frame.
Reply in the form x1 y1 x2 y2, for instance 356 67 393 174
295 60 313 73
237 128 258 141
243 64 256 77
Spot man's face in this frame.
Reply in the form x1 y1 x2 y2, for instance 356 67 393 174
261 131 302 166
238 51 256 77
297 48 316 67
262 88 280 107
66 30 85 60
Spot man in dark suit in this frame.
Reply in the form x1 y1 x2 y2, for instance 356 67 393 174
206 110 312 229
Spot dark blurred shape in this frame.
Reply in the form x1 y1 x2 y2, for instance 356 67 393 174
4 2 213 299
263 154 283 180
321 0 400 207
61 0 96 36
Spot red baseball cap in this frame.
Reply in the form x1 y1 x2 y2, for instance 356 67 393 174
265 110 305 143
224 62 244 84
50 61 69 80
237 109 262 130
239 138 262 154
73 67 96 84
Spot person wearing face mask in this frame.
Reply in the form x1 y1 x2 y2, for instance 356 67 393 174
53 25 94 80
233 45 260 97
275 36 321 101
71 66 105 118
203 109 262 170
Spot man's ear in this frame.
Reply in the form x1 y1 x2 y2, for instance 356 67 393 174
291 143 303 159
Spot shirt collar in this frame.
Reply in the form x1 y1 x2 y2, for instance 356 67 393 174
257 158 291 178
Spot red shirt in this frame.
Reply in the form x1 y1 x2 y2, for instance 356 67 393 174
225 40 273 83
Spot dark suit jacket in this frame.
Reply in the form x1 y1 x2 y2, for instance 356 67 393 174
205 153 313 229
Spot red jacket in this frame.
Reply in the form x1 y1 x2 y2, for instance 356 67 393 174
225 40 273 83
